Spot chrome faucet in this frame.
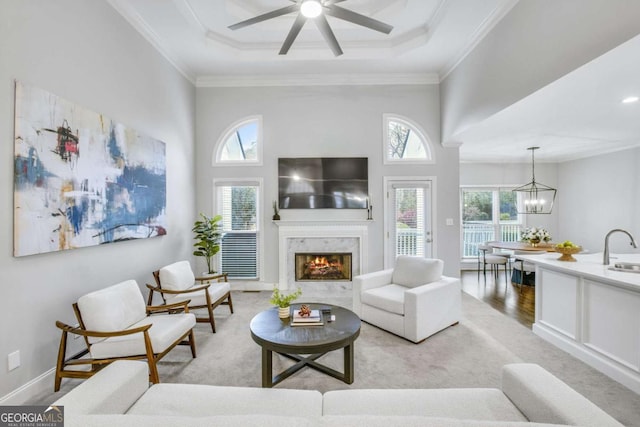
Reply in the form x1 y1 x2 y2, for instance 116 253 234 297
603 229 638 265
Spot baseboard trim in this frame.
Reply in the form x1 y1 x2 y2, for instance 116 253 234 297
230 281 273 292
0 367 55 405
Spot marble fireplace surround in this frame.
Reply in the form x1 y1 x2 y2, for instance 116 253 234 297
276 222 369 290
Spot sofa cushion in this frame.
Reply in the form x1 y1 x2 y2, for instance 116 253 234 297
321 416 569 427
323 388 527 422
501 363 624 427
77 280 147 344
361 284 406 315
128 383 323 417
166 281 230 306
159 261 195 291
89 313 195 358
392 256 443 288
53 360 149 415
64 415 320 427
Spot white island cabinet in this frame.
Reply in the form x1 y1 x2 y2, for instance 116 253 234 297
517 252 640 394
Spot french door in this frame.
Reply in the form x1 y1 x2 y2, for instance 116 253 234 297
384 178 433 268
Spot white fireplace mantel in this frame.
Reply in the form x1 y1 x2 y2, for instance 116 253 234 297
277 224 369 289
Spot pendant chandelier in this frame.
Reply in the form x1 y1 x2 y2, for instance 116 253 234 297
513 147 556 214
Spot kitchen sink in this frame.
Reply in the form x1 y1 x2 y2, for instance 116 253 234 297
609 262 640 273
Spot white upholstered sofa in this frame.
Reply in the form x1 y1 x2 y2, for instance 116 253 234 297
53 360 623 427
353 256 461 342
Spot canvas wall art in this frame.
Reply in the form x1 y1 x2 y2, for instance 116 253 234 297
13 81 167 257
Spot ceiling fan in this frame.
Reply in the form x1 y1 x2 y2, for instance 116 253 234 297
228 0 394 56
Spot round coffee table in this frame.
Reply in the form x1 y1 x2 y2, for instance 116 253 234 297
250 303 361 388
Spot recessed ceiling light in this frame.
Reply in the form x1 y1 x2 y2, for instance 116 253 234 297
622 96 639 104
301 0 322 18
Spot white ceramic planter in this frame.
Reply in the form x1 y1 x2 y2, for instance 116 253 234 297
278 306 290 319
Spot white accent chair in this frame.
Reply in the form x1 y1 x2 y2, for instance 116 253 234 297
54 280 197 391
353 256 461 343
147 260 233 333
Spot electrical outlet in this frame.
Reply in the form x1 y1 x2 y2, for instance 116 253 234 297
446 218 454 226
8 350 20 371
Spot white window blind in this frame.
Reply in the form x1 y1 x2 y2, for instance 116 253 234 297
217 184 259 279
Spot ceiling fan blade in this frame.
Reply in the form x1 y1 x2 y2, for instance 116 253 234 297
228 4 299 30
279 14 307 55
325 5 393 34
315 14 343 56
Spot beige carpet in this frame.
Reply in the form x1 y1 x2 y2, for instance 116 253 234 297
42 289 640 425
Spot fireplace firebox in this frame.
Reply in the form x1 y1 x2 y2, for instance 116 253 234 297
295 252 352 281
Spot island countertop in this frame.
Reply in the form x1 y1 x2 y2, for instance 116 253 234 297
516 252 640 291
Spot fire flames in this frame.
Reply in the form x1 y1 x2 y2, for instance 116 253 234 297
297 253 351 281
309 256 341 270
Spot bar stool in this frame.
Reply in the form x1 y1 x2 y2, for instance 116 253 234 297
512 250 546 293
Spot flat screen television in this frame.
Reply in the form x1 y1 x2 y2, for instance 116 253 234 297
278 157 368 209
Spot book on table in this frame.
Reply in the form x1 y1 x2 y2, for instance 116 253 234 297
291 308 323 326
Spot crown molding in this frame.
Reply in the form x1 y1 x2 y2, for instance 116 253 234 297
196 73 439 88
204 25 430 59
107 0 196 84
439 0 519 81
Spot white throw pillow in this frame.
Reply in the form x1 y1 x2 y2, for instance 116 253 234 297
159 261 195 291
392 256 443 288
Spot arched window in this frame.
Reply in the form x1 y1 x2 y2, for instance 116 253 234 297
214 116 262 165
383 114 433 164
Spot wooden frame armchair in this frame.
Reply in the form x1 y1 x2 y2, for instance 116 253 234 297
54 280 197 392
147 260 233 333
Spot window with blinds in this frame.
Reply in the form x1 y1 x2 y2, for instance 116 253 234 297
216 183 260 279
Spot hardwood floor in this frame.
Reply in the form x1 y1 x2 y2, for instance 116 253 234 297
460 269 535 328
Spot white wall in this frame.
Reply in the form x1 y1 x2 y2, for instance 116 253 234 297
558 148 640 254
441 0 640 144
196 85 461 278
0 0 196 401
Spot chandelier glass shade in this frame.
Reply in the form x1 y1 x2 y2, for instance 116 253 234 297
513 147 556 214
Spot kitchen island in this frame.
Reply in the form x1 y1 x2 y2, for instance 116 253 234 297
517 251 640 394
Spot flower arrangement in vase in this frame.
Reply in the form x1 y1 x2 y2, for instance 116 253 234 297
269 285 302 318
521 227 551 247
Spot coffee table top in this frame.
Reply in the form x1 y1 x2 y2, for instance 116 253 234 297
250 303 361 355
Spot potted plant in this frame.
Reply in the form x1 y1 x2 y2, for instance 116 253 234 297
192 213 223 275
269 285 302 318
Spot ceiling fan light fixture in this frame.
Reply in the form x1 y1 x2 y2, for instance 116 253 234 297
301 0 322 18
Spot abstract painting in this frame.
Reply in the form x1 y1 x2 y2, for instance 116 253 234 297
13 81 167 257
